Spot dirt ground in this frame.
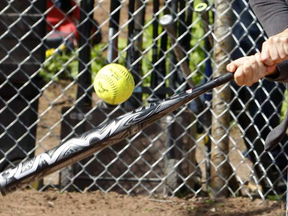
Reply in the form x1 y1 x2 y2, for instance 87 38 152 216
0 189 285 216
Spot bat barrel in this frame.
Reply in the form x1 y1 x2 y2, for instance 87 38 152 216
0 73 234 196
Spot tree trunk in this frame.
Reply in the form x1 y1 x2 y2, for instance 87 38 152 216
210 0 238 198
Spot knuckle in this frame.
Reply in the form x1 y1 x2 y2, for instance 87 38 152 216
267 37 273 43
250 59 257 67
244 62 252 71
272 37 280 43
271 55 278 61
253 76 259 84
280 53 286 59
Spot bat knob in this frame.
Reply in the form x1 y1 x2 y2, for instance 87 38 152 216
195 3 208 13
159 14 173 27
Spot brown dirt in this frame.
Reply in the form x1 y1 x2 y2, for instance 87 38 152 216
0 189 285 216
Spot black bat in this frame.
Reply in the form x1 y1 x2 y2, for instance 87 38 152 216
107 0 121 63
0 72 234 196
183 0 194 57
126 0 135 68
125 0 144 108
161 14 195 89
150 0 159 96
168 0 179 90
178 0 186 49
75 0 93 117
133 0 145 105
156 26 168 99
160 14 205 116
150 0 169 100
101 0 121 108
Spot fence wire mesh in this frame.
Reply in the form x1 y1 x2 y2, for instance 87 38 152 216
0 0 287 200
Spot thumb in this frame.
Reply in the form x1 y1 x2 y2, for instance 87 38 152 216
227 58 246 72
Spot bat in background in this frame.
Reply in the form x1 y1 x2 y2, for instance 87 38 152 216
160 14 206 119
124 0 145 109
150 0 170 101
100 0 121 108
0 72 234 196
132 0 145 100
107 0 121 63
150 0 159 98
75 0 94 117
126 0 135 69
168 0 179 91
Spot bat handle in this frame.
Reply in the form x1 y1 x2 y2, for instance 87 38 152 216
212 72 234 86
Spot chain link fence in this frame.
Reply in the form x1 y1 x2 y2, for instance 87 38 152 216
0 0 287 200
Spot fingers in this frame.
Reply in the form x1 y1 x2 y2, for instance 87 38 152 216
227 57 247 72
227 30 288 87
233 54 265 86
261 40 278 65
261 34 288 65
234 66 245 86
227 56 256 86
226 63 236 72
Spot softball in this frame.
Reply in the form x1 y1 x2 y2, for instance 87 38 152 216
94 63 135 105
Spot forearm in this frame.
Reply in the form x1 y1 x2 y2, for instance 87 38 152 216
266 62 288 82
250 0 288 82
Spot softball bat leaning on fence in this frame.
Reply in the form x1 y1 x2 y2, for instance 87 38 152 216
0 69 233 195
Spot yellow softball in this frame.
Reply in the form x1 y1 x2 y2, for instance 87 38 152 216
94 63 135 105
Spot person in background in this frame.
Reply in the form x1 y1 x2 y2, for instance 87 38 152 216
230 0 287 193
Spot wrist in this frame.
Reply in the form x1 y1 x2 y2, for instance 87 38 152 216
265 66 280 79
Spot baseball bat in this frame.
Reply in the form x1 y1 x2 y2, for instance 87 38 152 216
102 0 121 108
150 0 169 99
131 0 145 107
77 0 93 108
126 0 135 68
168 0 179 90
107 0 121 63
124 0 145 109
0 72 234 196
157 26 168 96
150 0 160 95
161 14 195 89
183 0 194 57
160 14 205 116
178 0 186 49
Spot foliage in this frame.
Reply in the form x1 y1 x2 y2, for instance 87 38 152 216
40 1 210 89
281 90 288 121
40 43 106 82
